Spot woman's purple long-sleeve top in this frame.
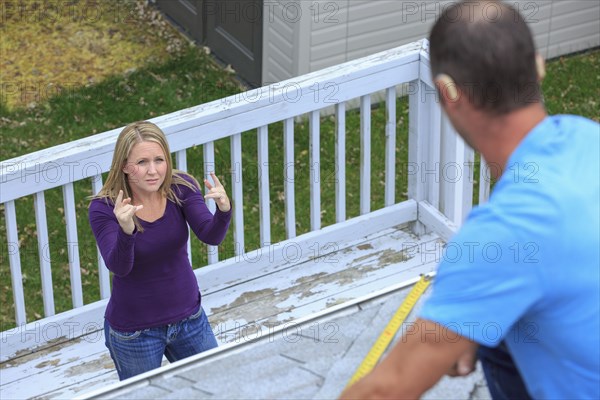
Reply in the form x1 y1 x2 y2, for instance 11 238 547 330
88 175 231 331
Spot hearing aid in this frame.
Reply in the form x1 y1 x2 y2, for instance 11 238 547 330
435 74 459 102
535 54 546 81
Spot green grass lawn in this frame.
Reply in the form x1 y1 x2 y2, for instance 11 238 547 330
0 47 598 330
543 50 600 119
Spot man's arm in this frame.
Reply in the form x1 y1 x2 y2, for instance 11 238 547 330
339 318 478 400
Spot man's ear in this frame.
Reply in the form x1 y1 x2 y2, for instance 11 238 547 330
434 74 459 104
535 54 546 82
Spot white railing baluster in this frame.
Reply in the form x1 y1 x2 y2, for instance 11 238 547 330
176 150 187 171
176 150 193 266
384 87 396 207
283 118 296 239
34 192 55 317
309 111 321 231
257 125 271 246
62 183 83 308
230 134 245 255
360 95 371 215
91 175 110 299
176 149 187 172
335 102 346 222
203 142 219 264
4 200 26 325
479 156 490 204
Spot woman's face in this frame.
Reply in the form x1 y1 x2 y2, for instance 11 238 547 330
123 141 167 196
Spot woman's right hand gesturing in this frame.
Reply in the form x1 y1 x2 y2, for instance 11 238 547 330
113 190 143 235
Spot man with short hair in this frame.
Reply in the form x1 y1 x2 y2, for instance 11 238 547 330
340 1 599 399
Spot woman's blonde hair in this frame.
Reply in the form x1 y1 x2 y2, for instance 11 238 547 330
90 121 200 231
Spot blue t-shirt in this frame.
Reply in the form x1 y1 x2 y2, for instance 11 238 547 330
420 115 600 398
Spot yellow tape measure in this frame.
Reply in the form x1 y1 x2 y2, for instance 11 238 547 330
345 275 432 387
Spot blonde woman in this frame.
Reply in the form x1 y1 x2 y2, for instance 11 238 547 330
88 121 231 380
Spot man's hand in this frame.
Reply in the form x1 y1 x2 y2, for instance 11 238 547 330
340 319 478 400
447 345 478 377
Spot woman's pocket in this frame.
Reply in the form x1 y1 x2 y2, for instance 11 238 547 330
109 326 143 341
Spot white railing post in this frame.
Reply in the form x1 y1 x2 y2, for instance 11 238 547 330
419 37 473 225
408 80 436 235
417 38 444 212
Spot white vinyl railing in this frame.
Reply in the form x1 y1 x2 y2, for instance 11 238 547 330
0 39 490 328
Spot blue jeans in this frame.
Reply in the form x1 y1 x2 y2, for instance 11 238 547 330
478 342 532 400
104 305 218 380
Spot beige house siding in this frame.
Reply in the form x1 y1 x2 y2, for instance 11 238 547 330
261 0 296 85
262 0 600 85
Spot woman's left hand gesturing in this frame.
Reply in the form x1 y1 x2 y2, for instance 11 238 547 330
204 171 231 212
